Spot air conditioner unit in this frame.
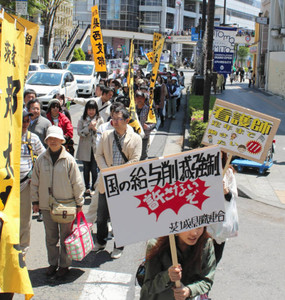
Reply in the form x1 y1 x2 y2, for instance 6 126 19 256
271 28 280 38
280 27 285 36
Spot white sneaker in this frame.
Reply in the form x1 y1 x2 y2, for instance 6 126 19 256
92 242 106 252
111 248 123 259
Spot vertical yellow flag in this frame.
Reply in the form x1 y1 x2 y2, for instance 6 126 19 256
13 14 39 78
0 17 33 299
146 51 154 63
91 6 107 73
147 38 165 123
127 39 144 137
153 32 162 54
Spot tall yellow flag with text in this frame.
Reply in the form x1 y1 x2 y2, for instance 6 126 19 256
128 39 144 136
91 6 107 73
0 17 33 299
147 38 165 123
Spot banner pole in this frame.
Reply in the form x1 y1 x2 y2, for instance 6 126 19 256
169 234 181 288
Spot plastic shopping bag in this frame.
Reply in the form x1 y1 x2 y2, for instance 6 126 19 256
208 197 239 244
64 211 94 261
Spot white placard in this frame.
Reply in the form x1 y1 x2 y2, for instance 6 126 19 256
102 145 225 247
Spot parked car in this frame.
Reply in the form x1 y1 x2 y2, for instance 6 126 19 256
68 61 97 96
27 63 49 79
47 61 69 69
143 62 170 76
25 69 78 109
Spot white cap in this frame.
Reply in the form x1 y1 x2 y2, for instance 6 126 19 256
44 126 65 144
171 76 178 81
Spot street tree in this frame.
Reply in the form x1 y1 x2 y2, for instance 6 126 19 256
237 46 249 67
39 0 70 63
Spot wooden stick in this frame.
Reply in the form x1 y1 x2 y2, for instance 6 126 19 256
222 154 232 177
169 234 181 288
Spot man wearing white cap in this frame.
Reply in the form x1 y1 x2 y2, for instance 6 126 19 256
31 126 84 279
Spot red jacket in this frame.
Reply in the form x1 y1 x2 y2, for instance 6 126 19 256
47 112 73 138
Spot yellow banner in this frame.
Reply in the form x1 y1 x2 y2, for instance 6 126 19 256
127 39 144 136
146 51 154 63
91 6 107 73
147 38 165 123
0 17 33 299
14 14 39 79
153 32 162 54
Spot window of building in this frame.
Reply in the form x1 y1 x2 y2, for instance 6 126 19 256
166 13 174 29
140 0 162 5
167 0 175 8
184 0 196 12
184 16 195 30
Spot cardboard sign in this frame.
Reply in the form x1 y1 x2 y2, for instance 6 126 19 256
202 99 280 163
102 145 225 247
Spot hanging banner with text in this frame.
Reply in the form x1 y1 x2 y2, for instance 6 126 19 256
0 17 33 299
147 37 165 123
201 99 280 163
153 32 162 54
127 39 144 137
213 27 237 74
102 145 225 247
91 5 107 73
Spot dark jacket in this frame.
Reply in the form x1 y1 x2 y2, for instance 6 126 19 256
140 238 216 300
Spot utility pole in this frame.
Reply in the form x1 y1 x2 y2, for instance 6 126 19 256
200 0 207 75
203 0 215 123
223 0 226 25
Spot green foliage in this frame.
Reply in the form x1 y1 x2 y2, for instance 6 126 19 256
138 59 148 67
237 46 249 58
189 121 209 149
188 95 216 149
77 48 86 61
72 49 81 61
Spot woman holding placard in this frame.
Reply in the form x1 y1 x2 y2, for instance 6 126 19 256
140 227 216 300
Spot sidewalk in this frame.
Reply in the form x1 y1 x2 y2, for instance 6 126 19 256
173 83 285 210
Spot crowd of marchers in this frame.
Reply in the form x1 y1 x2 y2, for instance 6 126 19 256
16 67 238 300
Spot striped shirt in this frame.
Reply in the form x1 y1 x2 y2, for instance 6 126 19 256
112 131 126 166
20 131 45 191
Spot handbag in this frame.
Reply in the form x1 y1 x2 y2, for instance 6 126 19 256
135 259 145 287
49 195 77 224
64 211 94 261
207 196 239 244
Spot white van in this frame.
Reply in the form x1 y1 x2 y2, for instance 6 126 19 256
68 61 97 97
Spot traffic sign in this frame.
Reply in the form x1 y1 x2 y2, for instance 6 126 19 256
256 17 269 25
16 0 28 15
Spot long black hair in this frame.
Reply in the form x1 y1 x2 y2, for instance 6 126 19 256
83 100 99 120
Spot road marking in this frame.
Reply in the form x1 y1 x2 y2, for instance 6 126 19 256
79 269 133 300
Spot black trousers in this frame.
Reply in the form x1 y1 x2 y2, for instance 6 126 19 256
96 193 123 250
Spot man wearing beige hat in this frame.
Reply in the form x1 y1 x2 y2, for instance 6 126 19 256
31 126 84 279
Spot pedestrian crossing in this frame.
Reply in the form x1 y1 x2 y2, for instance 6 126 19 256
79 269 140 300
